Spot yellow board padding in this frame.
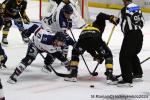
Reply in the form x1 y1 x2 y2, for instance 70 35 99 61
70 61 79 67
105 64 113 69
88 2 150 13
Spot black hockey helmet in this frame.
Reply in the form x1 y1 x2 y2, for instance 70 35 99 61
62 4 73 14
54 32 66 42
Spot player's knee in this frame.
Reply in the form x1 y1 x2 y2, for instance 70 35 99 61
105 57 113 63
3 20 12 30
71 51 79 62
15 63 27 75
105 57 113 69
0 55 7 64
70 60 79 69
21 56 35 66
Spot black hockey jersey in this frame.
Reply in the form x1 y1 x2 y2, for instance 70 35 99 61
120 3 144 34
2 0 27 17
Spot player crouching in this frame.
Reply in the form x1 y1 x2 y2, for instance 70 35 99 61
7 24 70 84
64 12 120 84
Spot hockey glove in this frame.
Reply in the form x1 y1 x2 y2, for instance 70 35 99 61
22 15 30 24
93 54 104 64
109 15 120 26
21 29 29 38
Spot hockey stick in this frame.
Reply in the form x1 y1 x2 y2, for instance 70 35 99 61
38 52 72 77
115 57 150 78
106 25 116 45
31 20 41 24
140 57 150 64
28 39 72 77
69 29 98 76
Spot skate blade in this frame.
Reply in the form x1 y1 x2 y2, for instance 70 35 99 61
1 43 8 47
64 77 77 82
41 68 51 74
117 83 133 87
7 79 17 84
133 78 143 82
107 80 118 85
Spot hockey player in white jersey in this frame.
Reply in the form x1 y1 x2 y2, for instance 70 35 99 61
42 3 72 33
42 4 76 68
42 4 75 45
7 24 70 84
41 1 85 72
46 0 85 28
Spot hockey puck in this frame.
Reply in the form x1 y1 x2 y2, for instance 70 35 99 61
90 85 94 88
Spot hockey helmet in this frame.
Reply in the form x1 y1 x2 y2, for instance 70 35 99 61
54 32 66 42
62 4 73 14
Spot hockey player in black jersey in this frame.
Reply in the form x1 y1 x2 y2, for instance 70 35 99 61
117 0 144 87
0 79 5 100
0 4 7 69
0 5 6 93
0 3 4 30
64 12 120 84
1 0 30 45
0 43 7 69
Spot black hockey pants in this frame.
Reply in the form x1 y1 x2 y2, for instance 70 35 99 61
119 30 143 83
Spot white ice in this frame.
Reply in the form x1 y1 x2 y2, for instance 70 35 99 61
0 1 150 100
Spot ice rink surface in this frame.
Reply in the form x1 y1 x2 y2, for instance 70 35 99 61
0 1 150 100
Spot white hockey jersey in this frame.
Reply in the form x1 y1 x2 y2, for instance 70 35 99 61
32 27 62 54
41 2 86 33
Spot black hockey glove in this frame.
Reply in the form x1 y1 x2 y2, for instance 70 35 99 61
67 19 72 29
21 29 29 38
109 15 120 26
93 54 104 64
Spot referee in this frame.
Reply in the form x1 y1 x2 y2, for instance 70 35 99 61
118 0 144 87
